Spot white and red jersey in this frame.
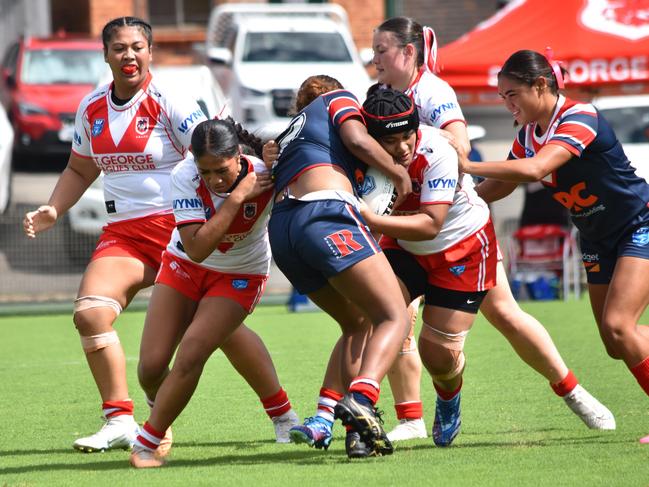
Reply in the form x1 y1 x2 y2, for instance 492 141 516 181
72 72 207 223
166 155 273 275
406 69 466 130
391 126 490 255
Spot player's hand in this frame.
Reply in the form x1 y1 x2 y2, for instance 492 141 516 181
23 205 58 238
262 141 279 169
233 172 273 202
391 164 412 208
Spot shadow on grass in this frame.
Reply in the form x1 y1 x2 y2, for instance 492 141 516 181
401 432 627 451
0 446 347 475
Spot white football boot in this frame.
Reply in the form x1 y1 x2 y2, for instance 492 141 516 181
272 409 300 443
73 415 140 452
563 385 616 430
387 418 428 442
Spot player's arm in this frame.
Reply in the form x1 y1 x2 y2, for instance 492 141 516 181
361 203 449 241
340 118 411 203
474 178 519 203
23 152 100 238
442 121 471 159
459 144 572 182
179 172 272 262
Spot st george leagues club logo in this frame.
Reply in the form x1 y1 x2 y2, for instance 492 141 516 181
580 0 649 40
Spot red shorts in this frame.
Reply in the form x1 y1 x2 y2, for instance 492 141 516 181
383 219 498 292
91 213 174 270
155 251 268 313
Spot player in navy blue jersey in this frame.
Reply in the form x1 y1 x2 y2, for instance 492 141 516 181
458 49 649 443
267 75 411 457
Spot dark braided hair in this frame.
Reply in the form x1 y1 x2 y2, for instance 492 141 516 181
191 119 240 161
361 88 419 138
101 17 153 50
224 116 264 158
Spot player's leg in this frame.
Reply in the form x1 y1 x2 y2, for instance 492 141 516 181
326 252 409 456
221 324 299 443
137 280 197 458
482 261 615 430
72 255 156 452
418 298 477 448
131 295 247 468
386 297 428 441
290 286 369 451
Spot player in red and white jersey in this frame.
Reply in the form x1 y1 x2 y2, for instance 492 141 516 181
384 126 490 257
370 17 614 441
165 155 272 275
130 118 294 468
72 70 205 223
24 17 297 455
359 89 497 447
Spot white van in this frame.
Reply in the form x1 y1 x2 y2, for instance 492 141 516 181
205 3 372 140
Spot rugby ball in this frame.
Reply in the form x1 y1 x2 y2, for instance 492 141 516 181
358 167 397 216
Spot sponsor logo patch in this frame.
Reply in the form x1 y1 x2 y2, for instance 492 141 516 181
232 279 249 289
449 265 465 276
91 118 105 137
632 226 649 246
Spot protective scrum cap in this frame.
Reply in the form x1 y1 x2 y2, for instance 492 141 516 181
361 88 419 138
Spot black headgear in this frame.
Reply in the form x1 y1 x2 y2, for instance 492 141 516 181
361 88 419 138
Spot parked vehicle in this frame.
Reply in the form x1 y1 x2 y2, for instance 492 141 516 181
0 103 13 214
592 94 649 182
0 35 104 166
65 65 229 262
205 3 372 139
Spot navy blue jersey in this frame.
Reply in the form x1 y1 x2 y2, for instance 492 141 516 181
509 95 649 247
272 89 365 192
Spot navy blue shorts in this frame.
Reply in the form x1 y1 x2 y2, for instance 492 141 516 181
581 223 649 284
268 198 381 294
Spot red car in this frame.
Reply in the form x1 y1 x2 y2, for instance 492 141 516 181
0 34 104 166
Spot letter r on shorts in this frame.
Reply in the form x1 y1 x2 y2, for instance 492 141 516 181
325 230 364 258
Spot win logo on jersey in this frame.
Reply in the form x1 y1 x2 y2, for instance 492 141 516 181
427 177 457 190
177 109 205 134
173 198 203 209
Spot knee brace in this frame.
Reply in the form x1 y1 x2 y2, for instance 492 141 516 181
420 321 469 351
400 296 422 355
420 321 468 381
74 295 123 316
432 351 465 382
80 330 120 353
74 296 123 353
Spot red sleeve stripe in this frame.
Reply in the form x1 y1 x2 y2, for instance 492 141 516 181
71 149 94 160
420 200 453 205
439 119 467 129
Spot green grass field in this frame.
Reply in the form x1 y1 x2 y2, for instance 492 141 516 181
1 299 648 486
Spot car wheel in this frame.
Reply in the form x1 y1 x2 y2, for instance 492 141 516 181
62 215 98 265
